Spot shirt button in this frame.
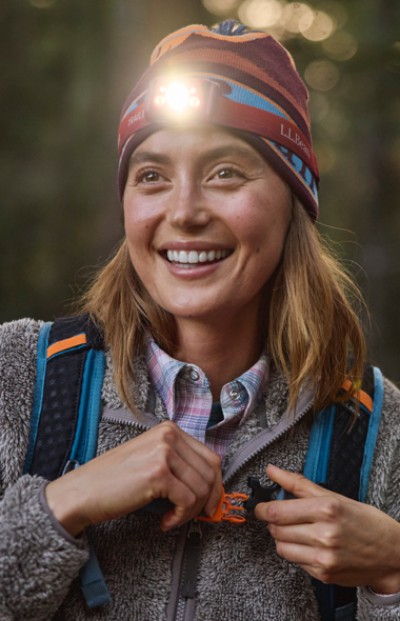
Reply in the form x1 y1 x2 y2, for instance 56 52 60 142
189 368 200 382
229 386 240 400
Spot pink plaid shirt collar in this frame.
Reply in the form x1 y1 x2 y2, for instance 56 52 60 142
145 336 269 458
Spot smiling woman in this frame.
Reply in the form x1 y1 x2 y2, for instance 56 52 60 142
123 126 292 391
0 18 399 621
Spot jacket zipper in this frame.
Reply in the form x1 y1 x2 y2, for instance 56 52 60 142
102 390 314 621
168 389 315 620
174 521 203 621
222 386 314 484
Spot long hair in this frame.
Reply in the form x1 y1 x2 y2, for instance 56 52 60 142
268 200 366 412
79 199 366 414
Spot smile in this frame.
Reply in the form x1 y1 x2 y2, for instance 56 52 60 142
165 249 232 265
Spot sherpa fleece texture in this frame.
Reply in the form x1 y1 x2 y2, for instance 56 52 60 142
0 318 399 620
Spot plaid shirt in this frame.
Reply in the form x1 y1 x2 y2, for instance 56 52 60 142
145 337 269 458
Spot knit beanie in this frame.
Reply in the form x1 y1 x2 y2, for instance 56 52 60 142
118 23 319 220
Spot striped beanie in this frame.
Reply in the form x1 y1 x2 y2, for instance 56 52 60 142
118 23 319 220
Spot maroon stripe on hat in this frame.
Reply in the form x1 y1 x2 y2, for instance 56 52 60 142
151 36 310 127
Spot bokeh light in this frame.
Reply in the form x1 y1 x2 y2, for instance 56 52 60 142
322 30 358 60
238 0 283 29
301 10 335 41
318 0 348 28
321 108 350 142
202 0 241 16
282 3 314 34
305 59 340 92
309 92 330 123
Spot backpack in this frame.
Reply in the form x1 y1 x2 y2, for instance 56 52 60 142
23 316 384 620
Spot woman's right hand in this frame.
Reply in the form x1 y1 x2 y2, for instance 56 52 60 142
45 421 222 536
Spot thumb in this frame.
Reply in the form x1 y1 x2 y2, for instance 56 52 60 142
266 464 331 499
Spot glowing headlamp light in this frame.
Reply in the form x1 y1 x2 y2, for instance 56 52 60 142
145 77 219 122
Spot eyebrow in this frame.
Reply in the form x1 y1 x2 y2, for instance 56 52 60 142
128 143 264 169
199 144 263 167
128 151 171 168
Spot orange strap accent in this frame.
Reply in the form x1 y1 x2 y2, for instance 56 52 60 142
46 334 87 359
198 490 248 524
342 379 373 413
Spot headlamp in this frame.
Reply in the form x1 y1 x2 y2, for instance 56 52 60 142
145 77 220 121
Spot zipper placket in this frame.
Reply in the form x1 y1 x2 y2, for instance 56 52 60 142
168 388 314 621
174 521 203 621
102 405 161 430
223 386 314 484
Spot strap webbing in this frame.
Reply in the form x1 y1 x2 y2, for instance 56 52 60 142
80 542 111 608
23 322 52 474
26 316 110 609
304 364 382 621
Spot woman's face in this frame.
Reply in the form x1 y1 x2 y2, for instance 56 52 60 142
123 125 292 328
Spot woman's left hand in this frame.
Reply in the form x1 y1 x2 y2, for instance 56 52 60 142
255 464 400 594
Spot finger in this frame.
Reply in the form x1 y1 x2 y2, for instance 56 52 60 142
268 520 343 552
274 540 316 565
256 494 342 526
147 426 221 524
166 425 222 515
272 542 345 585
269 522 321 546
266 464 336 500
168 449 217 509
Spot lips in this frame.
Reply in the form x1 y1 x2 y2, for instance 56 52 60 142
165 249 232 265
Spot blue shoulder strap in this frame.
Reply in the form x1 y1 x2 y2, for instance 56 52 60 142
304 366 384 621
25 317 110 609
23 322 53 474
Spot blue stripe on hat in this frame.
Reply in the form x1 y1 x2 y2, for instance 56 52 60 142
221 80 289 119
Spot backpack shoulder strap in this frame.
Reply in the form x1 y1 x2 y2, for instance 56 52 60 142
304 364 383 498
24 314 110 608
24 315 105 478
304 363 384 621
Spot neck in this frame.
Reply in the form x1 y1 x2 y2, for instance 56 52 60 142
174 313 264 400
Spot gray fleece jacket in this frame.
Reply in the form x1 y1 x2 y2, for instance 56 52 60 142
0 318 399 621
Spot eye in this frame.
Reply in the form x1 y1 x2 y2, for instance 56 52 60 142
137 169 161 183
217 168 233 179
213 166 245 181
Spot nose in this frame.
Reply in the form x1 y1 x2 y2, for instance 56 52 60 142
166 179 211 230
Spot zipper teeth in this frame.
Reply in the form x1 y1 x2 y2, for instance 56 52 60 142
175 593 186 621
223 398 314 485
106 417 149 431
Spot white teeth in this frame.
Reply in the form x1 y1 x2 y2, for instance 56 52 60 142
166 249 230 265
208 250 216 261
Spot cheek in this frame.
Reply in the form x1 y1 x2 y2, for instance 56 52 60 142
123 201 152 245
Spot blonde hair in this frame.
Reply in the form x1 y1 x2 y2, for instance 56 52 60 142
79 200 366 414
268 201 366 412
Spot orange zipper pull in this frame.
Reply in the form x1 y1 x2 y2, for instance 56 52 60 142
198 489 249 524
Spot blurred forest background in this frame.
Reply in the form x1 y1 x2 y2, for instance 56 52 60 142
1 0 399 381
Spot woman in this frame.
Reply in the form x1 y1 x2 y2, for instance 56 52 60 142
0 20 399 621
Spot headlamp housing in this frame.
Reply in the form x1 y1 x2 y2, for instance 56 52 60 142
145 76 220 122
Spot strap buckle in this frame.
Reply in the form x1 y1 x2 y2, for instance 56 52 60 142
198 490 249 524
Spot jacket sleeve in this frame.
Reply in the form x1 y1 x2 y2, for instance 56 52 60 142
0 319 89 620
357 375 400 620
